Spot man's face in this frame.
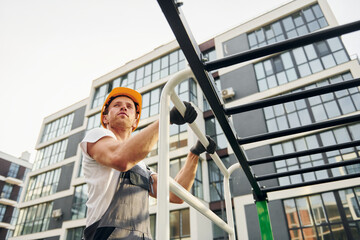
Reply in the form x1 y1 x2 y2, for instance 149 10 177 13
103 96 138 130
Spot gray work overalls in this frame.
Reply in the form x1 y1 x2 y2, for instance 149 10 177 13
83 165 153 240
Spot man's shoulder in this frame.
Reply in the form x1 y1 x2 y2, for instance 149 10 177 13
83 128 115 142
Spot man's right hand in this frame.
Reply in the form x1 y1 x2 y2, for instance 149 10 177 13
170 101 197 125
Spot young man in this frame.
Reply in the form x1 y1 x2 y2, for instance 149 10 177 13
80 87 216 240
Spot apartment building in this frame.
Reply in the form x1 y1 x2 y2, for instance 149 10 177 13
0 151 32 239
11 0 360 239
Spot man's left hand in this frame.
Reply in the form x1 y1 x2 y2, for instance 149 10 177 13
190 135 217 156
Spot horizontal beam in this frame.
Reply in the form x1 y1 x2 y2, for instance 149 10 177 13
256 158 360 181
262 173 360 193
225 78 360 115
238 113 360 145
249 139 360 166
205 20 360 71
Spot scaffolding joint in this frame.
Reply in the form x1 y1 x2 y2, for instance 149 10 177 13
252 187 268 203
174 0 183 8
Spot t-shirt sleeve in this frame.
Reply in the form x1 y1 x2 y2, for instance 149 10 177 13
80 128 116 159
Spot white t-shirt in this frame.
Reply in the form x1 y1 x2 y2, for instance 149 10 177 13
80 128 149 227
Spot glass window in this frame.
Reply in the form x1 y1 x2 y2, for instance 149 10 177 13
208 157 232 202
71 184 88 220
91 50 188 109
248 4 328 50
284 187 360 240
254 36 348 92
141 87 162 120
1 183 13 199
86 112 101 131
170 209 190 239
41 112 74 143
8 162 20 178
205 118 227 150
67 226 86 240
293 48 307 65
170 156 203 199
14 202 53 236
169 124 188 151
24 168 61 201
33 139 68 170
263 72 359 134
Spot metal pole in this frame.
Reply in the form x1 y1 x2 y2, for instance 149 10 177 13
205 20 360 71
238 113 360 145
169 178 234 235
256 158 360 181
211 182 227 240
256 200 274 240
225 78 360 115
224 163 242 240
263 173 360 193
249 139 360 166
157 68 194 240
157 68 235 239
156 0 265 201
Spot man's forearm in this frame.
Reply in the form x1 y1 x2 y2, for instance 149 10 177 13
170 152 199 203
124 120 159 163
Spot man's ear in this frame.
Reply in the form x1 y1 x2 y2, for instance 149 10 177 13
132 114 139 130
103 115 109 126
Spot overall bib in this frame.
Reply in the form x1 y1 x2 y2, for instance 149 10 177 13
83 165 153 240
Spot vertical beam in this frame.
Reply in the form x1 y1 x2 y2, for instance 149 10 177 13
256 200 274 240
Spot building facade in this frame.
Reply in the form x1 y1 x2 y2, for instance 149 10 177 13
11 0 360 239
0 151 32 239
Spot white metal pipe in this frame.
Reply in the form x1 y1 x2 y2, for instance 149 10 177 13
156 68 194 240
170 93 230 178
224 163 240 240
169 177 234 235
157 67 235 240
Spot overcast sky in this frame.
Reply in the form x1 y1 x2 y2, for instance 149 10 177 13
0 0 359 162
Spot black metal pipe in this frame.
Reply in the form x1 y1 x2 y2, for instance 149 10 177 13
249 139 360 166
156 0 266 200
238 113 360 145
225 78 360 115
262 173 360 193
205 20 360 71
256 158 360 181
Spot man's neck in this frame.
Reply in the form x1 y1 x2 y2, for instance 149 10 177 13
108 126 132 141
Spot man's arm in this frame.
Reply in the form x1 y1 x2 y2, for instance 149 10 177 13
87 120 159 172
87 101 197 172
149 152 199 203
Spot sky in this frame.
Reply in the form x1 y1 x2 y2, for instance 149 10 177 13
0 0 359 163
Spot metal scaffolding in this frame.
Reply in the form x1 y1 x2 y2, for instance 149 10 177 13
156 0 360 239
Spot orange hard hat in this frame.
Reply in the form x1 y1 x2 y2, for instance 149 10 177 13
100 87 142 131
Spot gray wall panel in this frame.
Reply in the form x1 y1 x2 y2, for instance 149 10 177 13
65 131 85 159
222 33 249 57
245 204 261 240
48 195 73 231
71 105 86 130
220 65 258 100
245 200 289 240
233 109 267 138
57 163 74 192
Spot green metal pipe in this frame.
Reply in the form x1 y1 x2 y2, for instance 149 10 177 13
256 200 274 240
